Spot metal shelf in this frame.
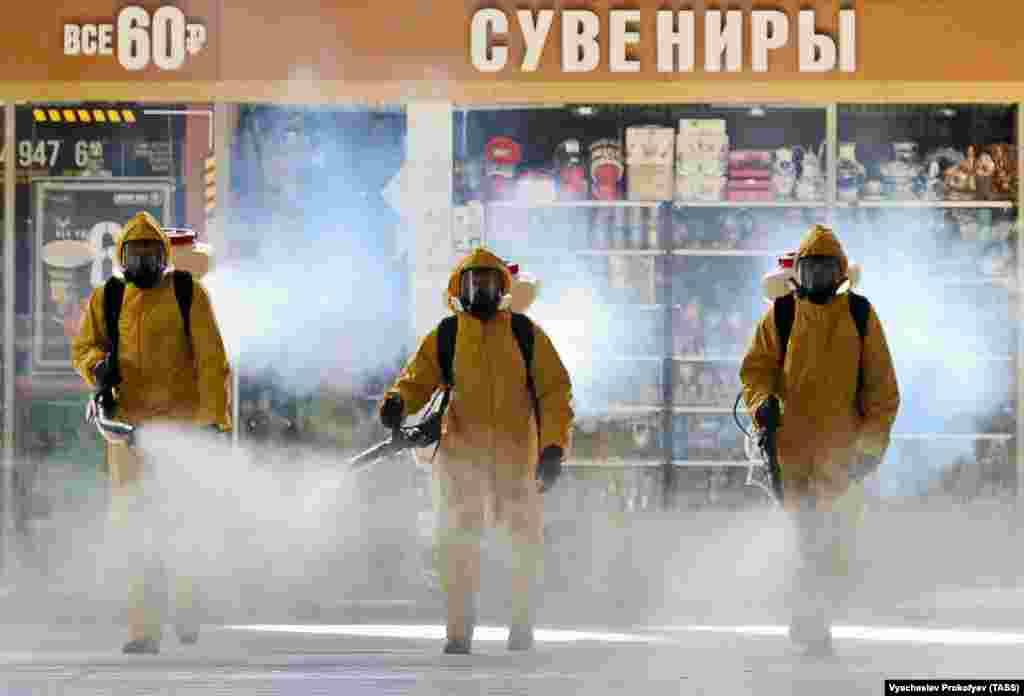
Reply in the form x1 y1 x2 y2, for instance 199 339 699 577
671 249 779 257
672 406 736 414
603 405 666 415
606 304 667 311
892 433 1015 441
578 249 666 256
672 201 827 208
608 355 664 362
672 460 761 468
942 276 1016 288
674 355 744 362
566 458 664 468
488 200 662 209
893 354 1015 363
837 200 1015 209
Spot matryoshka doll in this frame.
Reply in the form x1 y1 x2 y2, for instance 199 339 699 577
589 138 624 201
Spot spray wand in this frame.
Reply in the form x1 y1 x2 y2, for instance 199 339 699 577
733 392 783 507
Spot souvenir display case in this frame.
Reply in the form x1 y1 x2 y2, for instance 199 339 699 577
453 103 1020 509
835 104 1019 498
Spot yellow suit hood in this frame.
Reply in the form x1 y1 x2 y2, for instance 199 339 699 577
797 224 849 278
116 211 172 267
446 248 513 313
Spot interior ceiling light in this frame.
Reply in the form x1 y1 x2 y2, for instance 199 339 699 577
937 107 957 118
574 106 596 117
749 105 767 117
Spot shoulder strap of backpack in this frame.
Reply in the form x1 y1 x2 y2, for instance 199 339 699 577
428 315 459 463
773 294 796 366
172 270 194 341
437 315 458 388
103 276 126 358
848 292 871 415
848 292 870 341
510 312 540 432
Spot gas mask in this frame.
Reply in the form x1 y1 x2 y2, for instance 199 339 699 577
122 240 166 289
460 267 505 321
794 255 842 304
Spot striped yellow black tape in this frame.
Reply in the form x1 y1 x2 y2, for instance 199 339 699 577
31 108 137 124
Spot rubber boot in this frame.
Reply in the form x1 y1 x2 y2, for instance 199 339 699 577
444 595 477 655
125 564 166 655
507 538 541 652
507 624 534 651
443 539 481 655
122 637 160 655
174 576 200 645
789 611 834 657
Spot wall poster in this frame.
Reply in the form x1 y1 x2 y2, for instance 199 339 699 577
31 177 173 375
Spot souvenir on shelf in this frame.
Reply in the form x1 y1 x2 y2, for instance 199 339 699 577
720 210 753 250
728 149 774 202
975 149 997 200
675 362 698 403
484 136 522 201
772 147 798 200
590 138 624 201
794 143 826 201
626 125 675 201
880 141 923 200
675 301 704 355
676 119 729 202
944 147 976 201
836 142 866 202
921 147 961 202
987 143 1017 200
555 138 588 200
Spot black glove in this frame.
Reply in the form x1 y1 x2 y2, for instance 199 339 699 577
93 356 120 390
536 445 564 493
850 452 881 483
380 394 404 429
755 395 781 432
95 388 118 417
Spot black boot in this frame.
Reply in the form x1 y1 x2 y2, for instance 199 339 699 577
789 617 833 657
800 634 835 658
442 595 477 655
507 624 535 651
443 638 472 655
175 624 199 645
122 637 160 655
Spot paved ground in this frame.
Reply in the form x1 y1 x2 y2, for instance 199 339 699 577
1 617 1023 695
3 498 1023 693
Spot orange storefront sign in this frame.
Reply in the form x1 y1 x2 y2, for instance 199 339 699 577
0 1 1022 101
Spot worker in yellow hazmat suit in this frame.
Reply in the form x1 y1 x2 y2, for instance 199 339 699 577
73 211 232 655
381 249 574 654
741 225 900 656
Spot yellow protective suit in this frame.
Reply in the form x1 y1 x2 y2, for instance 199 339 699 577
71 211 232 645
385 249 573 642
741 225 900 507
740 224 900 644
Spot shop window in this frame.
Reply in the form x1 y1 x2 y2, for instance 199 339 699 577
453 102 1019 509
